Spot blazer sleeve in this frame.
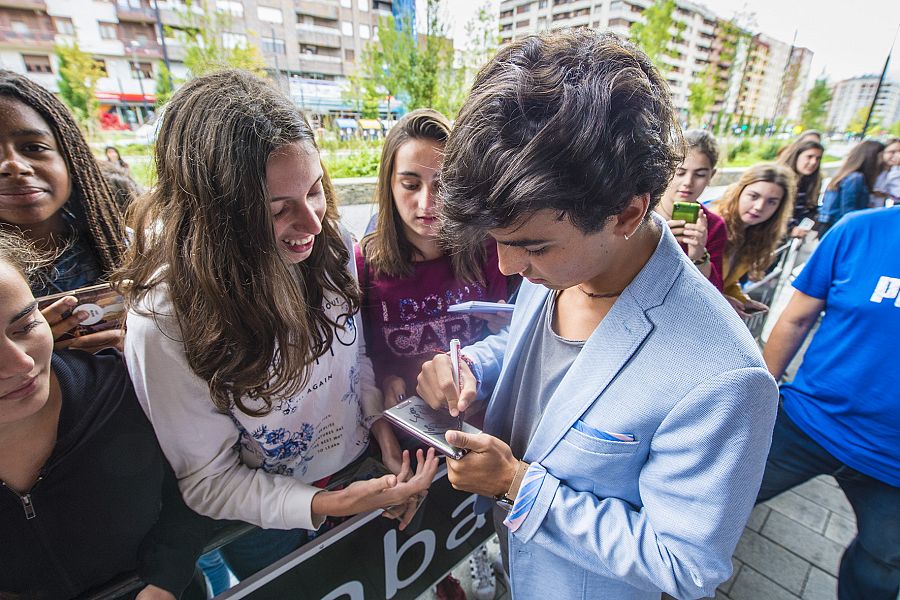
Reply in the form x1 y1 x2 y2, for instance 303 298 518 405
510 367 778 599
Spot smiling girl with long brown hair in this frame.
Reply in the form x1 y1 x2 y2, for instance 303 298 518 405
118 70 437 580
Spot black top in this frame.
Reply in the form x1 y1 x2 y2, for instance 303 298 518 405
0 350 215 599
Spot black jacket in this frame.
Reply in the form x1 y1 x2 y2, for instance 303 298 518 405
0 350 215 599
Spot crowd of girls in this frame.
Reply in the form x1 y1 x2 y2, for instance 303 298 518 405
2 60 899 599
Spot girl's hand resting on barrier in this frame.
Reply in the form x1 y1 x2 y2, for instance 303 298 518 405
310 448 439 528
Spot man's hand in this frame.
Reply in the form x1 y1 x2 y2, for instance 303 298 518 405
443 431 519 498
417 353 477 416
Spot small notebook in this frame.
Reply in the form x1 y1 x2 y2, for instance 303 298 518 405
447 301 514 314
382 396 481 460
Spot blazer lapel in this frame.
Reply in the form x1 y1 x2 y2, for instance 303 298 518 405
482 282 551 436
524 215 686 463
524 294 653 463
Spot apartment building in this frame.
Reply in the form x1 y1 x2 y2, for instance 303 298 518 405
497 0 811 130
0 0 408 124
826 74 900 133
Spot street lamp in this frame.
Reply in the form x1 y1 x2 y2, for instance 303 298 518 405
129 40 150 125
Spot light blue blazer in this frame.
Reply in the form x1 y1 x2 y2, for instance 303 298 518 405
463 220 779 599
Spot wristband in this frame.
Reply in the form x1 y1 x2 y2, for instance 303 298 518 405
458 353 481 389
693 249 710 266
495 460 528 510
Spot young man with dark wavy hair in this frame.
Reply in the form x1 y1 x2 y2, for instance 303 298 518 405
415 30 779 599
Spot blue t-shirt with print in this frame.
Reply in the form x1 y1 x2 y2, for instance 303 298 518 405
781 208 900 486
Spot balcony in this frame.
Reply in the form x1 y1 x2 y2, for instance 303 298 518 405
117 4 157 23
121 41 163 58
295 1 339 21
0 0 46 8
298 53 343 76
0 27 55 47
296 26 341 48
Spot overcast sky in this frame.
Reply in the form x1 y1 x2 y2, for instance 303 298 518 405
420 0 900 85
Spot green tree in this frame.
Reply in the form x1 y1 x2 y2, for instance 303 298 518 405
847 106 879 137
154 62 174 108
687 66 716 127
629 0 686 71
169 0 266 78
346 12 413 117
55 42 104 134
347 0 460 116
890 120 900 137
800 78 831 131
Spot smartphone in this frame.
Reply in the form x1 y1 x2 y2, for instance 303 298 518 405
671 202 700 224
37 283 125 341
797 217 816 231
382 396 481 460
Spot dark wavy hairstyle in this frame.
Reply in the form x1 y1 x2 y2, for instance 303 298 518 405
0 70 125 276
440 30 682 248
117 70 359 416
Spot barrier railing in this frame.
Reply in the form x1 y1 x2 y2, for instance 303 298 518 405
743 237 805 342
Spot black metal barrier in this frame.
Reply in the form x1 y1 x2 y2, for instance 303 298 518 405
217 467 494 600
79 468 493 600
743 238 804 342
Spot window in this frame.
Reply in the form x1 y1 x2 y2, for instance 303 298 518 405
500 9 513 18
130 60 153 79
222 32 247 49
257 6 283 23
93 59 108 76
10 21 28 35
23 54 53 74
217 1 244 17
99 22 118 39
117 0 143 8
341 21 353 36
516 19 529 28
261 36 285 54
340 0 351 7
345 48 355 62
301 44 318 55
516 3 531 13
359 24 370 39
357 0 368 11
538 0 547 7
55 17 75 35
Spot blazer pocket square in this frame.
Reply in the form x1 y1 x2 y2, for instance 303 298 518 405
573 419 636 442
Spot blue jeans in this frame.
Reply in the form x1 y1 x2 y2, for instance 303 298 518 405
757 407 900 600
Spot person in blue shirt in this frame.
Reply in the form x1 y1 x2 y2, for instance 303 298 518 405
761 207 900 600
817 140 884 233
